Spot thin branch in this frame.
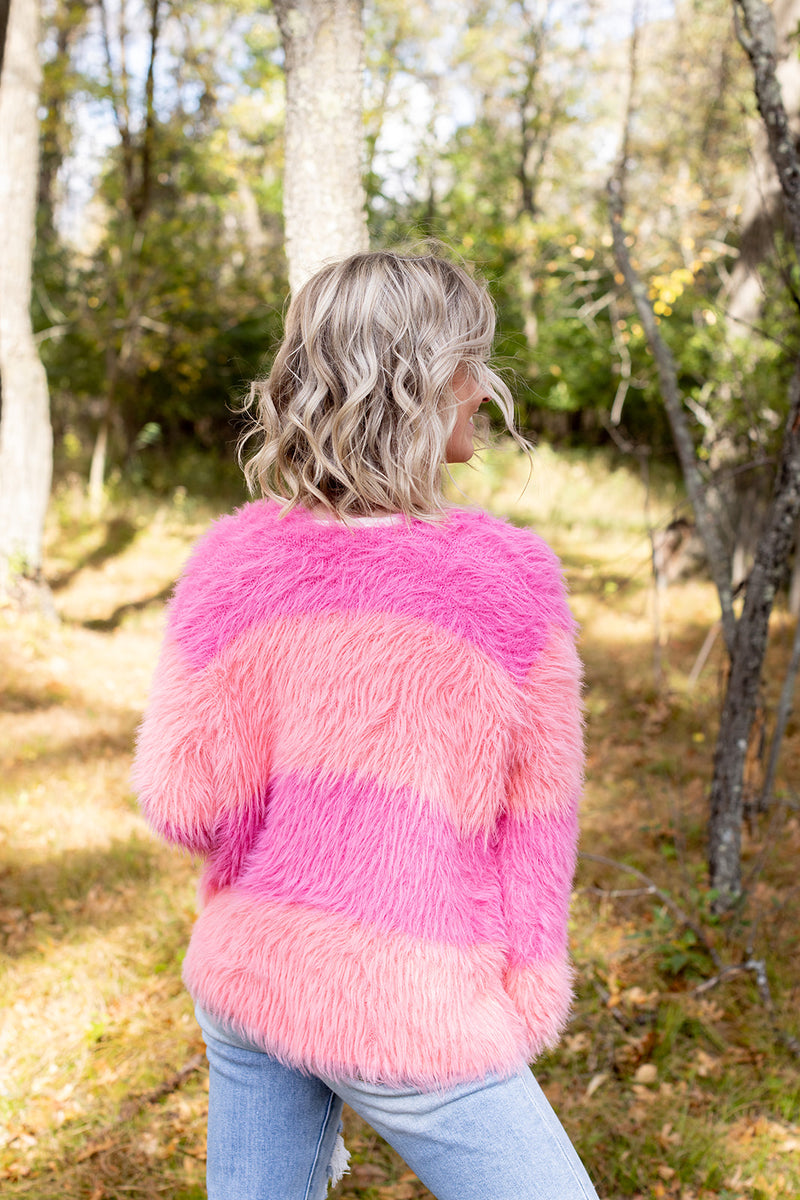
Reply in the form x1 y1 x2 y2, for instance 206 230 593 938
608 190 738 653
609 295 632 425
734 0 800 269
759 614 800 808
137 0 161 221
578 852 723 970
118 1051 205 1122
687 620 722 689
578 885 661 900
33 323 71 346
607 3 738 653
66 1052 205 1170
96 0 134 199
691 961 756 995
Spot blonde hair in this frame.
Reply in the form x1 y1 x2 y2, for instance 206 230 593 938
240 249 525 519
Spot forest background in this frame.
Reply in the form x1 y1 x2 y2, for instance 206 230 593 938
1 0 800 1198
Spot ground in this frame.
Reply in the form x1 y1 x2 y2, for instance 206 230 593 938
1 446 798 1199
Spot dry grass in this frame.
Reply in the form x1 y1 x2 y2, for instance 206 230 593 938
1 447 798 1200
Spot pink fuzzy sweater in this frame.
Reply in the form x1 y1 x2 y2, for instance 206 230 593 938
132 501 583 1088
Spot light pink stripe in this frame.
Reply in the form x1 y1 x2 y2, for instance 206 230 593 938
183 893 531 1087
504 958 575 1055
131 634 220 850
202 610 518 836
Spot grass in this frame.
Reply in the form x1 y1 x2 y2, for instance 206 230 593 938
1 444 798 1199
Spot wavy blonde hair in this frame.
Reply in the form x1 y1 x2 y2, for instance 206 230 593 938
240 249 524 519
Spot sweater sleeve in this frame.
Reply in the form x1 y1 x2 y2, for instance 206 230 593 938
131 626 224 855
498 617 584 1056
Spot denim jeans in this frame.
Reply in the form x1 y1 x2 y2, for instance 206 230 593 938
196 1005 600 1200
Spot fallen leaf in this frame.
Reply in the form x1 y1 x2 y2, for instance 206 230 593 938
586 1072 608 1098
633 1063 658 1084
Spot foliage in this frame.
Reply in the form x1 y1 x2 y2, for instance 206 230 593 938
34 0 796 483
34 0 288 486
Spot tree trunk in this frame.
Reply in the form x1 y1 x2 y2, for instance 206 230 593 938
0 0 52 594
273 0 369 294
703 0 800 907
735 0 800 268
709 366 800 904
725 0 800 330
0 0 10 81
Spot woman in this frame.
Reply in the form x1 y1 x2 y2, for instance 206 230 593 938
133 249 598 1200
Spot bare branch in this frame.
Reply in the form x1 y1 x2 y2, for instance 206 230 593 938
608 189 738 655
137 0 161 221
579 853 723 970
759 610 800 808
609 295 632 425
607 0 738 650
709 363 800 903
96 0 134 199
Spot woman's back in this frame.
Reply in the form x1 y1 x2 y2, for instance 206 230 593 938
133 499 582 1088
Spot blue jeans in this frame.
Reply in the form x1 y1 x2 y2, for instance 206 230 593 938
196 1006 599 1200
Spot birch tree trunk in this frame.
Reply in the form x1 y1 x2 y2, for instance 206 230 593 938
273 0 369 295
0 0 52 596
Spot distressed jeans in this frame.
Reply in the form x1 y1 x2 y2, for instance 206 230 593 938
196 1005 600 1200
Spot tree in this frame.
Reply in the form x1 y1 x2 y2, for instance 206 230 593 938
704 0 800 907
608 0 800 910
0 0 52 599
84 0 163 510
37 0 87 232
725 0 800 332
34 2 292 497
273 0 369 293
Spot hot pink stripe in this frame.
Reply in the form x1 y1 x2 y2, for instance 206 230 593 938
202 768 505 946
168 501 572 682
183 892 530 1086
497 804 579 965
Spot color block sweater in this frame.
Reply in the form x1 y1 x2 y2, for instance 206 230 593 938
132 500 583 1088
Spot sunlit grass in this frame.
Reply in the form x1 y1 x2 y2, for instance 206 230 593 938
1 448 798 1198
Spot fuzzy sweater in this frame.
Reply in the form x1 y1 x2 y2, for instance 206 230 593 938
132 500 583 1088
